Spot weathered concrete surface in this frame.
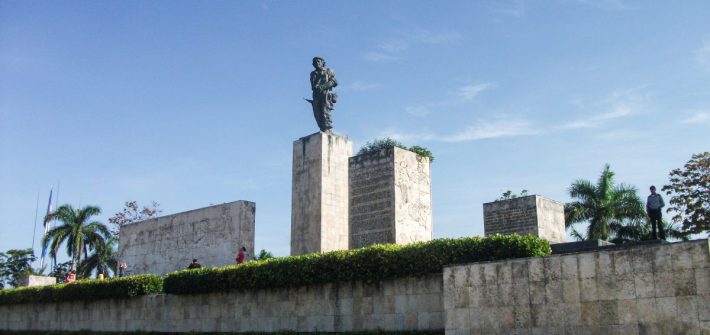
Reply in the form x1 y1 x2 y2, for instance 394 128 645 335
0 274 443 333
291 131 352 256
4 240 708 334
118 201 255 275
483 195 566 244
16 275 56 287
444 239 710 334
349 147 432 249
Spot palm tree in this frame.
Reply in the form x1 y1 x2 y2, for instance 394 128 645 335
565 164 645 241
41 205 110 274
609 219 690 244
79 236 118 278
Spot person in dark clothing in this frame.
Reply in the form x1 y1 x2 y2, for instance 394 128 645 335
646 185 666 240
187 259 202 269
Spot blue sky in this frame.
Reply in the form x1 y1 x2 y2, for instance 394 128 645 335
1 0 709 260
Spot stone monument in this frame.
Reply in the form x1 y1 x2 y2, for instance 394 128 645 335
349 147 432 249
16 275 56 287
291 132 352 255
482 194 566 243
118 200 255 275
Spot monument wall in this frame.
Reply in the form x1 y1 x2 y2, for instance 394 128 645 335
0 274 444 333
444 239 710 334
3 240 708 334
118 201 255 275
291 132 352 256
483 195 566 243
349 147 432 249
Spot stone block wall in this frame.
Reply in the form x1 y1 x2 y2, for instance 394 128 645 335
16 275 56 287
443 239 710 334
483 195 565 243
118 201 255 275
349 147 432 249
0 274 443 333
291 132 352 255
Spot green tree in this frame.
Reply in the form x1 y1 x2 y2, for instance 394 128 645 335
497 189 529 201
254 249 274 261
41 204 110 274
565 164 645 241
662 152 710 235
49 261 73 284
79 236 118 278
0 249 36 288
357 137 434 162
609 219 690 244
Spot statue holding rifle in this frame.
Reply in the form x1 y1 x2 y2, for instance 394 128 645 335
306 57 338 132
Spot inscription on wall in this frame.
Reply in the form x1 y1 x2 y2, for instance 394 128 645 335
119 201 255 275
349 151 395 249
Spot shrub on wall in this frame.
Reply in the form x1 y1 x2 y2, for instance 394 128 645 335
164 235 550 295
0 274 162 305
357 138 435 162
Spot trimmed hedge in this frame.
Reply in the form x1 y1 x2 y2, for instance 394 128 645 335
164 235 550 295
0 274 162 305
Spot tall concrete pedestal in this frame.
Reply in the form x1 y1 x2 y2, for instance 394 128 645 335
291 132 352 255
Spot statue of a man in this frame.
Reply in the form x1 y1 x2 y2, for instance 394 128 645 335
309 57 338 132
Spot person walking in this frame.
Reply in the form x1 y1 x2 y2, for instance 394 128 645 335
236 247 247 264
646 185 666 240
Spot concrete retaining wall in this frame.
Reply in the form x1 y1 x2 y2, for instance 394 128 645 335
0 274 443 333
2 240 709 334
444 239 710 334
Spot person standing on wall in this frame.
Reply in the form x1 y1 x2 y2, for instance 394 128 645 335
646 185 666 240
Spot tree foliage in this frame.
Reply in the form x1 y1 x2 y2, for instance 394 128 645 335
565 164 646 241
254 249 274 261
497 189 528 201
41 205 110 274
79 237 118 279
49 261 73 284
108 201 162 237
357 138 434 162
0 249 36 288
662 152 710 235
609 219 689 244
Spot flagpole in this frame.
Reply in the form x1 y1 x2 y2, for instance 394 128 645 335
39 185 54 270
31 189 39 253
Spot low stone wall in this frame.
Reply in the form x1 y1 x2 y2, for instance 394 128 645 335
2 240 708 334
0 273 443 333
444 239 710 334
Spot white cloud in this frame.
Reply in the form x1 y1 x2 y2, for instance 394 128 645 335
574 0 634 10
364 52 399 62
437 118 538 142
376 117 538 144
363 28 460 62
697 38 710 72
559 87 648 129
457 83 494 100
348 81 382 91
495 0 526 17
405 106 432 117
680 111 710 125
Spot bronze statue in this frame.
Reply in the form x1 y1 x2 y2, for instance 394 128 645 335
307 57 338 132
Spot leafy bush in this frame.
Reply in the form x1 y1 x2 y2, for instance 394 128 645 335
357 138 434 162
164 235 550 295
0 274 162 305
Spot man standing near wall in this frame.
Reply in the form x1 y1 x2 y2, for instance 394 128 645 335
646 185 666 240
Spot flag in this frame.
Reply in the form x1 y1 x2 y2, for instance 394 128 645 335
40 186 53 261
